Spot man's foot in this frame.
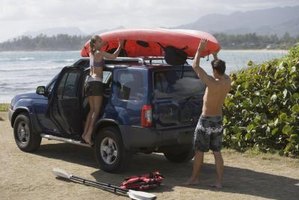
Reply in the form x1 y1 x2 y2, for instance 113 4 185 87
209 184 222 189
184 178 200 186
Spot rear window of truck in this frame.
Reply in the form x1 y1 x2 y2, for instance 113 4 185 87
154 69 205 99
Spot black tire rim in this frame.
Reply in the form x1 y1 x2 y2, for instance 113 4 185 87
16 121 30 145
100 137 118 165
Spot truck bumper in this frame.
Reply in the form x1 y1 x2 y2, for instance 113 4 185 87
119 125 195 149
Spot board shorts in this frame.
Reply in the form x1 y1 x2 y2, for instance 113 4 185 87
85 81 103 96
193 115 223 152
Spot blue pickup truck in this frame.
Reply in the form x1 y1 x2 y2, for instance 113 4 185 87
8 57 205 172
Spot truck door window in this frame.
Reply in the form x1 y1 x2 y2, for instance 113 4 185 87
57 71 80 99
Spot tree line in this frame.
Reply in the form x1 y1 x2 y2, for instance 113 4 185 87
214 33 299 49
0 33 298 51
0 34 91 51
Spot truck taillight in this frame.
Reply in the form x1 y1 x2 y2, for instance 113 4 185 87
141 105 152 127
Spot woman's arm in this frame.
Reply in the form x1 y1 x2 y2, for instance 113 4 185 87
101 40 125 59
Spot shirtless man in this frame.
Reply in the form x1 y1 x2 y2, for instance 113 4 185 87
185 39 231 188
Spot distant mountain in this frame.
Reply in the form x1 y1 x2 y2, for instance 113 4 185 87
23 27 86 37
90 26 126 35
22 26 126 38
174 6 299 36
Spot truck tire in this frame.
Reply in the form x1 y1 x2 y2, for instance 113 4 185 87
164 147 194 163
13 113 41 152
94 127 131 173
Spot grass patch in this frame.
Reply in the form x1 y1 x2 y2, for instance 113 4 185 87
0 103 9 112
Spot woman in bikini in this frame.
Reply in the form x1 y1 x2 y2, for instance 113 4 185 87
82 35 124 145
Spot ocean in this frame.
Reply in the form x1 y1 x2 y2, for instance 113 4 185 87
0 50 287 103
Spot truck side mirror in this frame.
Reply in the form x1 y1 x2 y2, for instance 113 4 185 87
36 86 47 96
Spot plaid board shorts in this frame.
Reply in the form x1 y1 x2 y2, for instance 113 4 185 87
193 115 223 152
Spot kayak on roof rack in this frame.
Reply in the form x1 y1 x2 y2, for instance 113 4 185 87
80 28 220 64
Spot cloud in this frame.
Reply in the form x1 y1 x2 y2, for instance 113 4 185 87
0 0 298 41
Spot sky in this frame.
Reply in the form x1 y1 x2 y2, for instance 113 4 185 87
0 0 299 42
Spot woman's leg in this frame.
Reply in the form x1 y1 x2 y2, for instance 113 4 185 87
83 95 103 144
82 96 94 140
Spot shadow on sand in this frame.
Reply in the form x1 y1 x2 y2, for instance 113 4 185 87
36 143 299 200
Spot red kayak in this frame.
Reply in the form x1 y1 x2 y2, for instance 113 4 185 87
80 28 220 58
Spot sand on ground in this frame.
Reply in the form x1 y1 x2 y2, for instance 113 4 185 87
0 112 299 200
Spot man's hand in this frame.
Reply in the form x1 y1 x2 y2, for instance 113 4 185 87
192 38 213 86
197 39 208 53
212 48 220 60
193 39 208 69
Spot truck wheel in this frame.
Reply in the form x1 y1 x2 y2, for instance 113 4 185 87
94 127 130 173
13 113 41 152
164 147 194 163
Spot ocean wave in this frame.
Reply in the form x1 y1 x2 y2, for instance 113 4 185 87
19 57 35 61
1 86 35 91
1 81 54 90
0 56 76 63
0 57 35 62
0 82 9 87
0 58 11 61
0 79 41 85
53 58 75 63
0 66 62 72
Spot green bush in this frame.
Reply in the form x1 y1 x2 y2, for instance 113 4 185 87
223 45 299 157
0 103 9 112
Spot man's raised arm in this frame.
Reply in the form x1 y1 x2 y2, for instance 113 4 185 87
192 39 213 85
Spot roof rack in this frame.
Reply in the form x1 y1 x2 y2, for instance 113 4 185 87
105 56 166 65
105 57 144 64
72 56 167 69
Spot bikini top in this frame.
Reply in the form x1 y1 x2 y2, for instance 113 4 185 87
90 56 105 68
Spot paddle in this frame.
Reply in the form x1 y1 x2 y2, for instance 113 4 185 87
52 168 157 200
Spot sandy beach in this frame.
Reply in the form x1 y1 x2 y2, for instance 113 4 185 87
1 111 299 200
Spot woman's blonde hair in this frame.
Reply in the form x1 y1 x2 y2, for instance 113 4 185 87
89 35 101 55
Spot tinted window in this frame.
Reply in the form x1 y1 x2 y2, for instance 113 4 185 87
114 70 145 101
154 69 205 99
57 71 80 99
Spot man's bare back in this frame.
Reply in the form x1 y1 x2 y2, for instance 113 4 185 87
202 74 231 116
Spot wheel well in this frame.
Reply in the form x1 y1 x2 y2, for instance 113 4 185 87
11 109 29 127
94 121 121 137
